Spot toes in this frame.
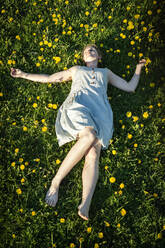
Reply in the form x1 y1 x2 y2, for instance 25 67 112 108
45 190 58 207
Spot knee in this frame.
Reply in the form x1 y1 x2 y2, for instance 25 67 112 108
79 127 96 144
86 143 101 162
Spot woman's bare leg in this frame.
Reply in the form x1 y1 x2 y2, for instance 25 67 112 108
78 139 102 220
45 127 97 207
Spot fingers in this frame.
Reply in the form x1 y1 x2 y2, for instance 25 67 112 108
10 68 21 77
139 59 146 64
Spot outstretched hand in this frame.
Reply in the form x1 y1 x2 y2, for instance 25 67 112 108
137 59 146 68
10 68 23 78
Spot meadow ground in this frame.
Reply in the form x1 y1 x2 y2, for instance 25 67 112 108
0 0 165 247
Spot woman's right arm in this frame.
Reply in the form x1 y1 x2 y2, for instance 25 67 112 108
10 66 77 83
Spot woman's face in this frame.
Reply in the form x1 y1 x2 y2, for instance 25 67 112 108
83 46 100 63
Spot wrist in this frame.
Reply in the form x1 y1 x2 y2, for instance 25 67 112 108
135 65 142 75
21 72 27 79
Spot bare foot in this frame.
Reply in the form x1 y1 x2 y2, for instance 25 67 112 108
78 204 89 221
45 186 59 207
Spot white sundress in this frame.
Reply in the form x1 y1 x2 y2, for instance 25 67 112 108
55 65 114 149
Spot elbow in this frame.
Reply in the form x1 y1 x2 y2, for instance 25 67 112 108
128 85 136 93
129 88 135 93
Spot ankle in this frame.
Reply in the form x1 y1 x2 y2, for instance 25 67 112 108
51 179 60 189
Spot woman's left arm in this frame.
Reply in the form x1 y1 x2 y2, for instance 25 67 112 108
107 59 146 92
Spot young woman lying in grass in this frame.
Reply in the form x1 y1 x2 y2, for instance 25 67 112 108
10 44 146 220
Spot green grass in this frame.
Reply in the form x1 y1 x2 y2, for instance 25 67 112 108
0 0 165 247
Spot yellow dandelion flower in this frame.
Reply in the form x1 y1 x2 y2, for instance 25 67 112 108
134 143 138 148
56 159 61 164
128 52 132 56
126 111 132 117
52 104 58 109
15 148 19 153
20 164 25 170
32 169 36 173
117 223 121 228
23 126 28 131
105 165 108 170
104 221 110 227
120 208 127 216
12 122 16 126
19 208 23 213
157 232 162 239
16 35 21 40
123 19 127 23
53 56 61 64
109 176 116 183
139 53 143 57
132 116 139 122
85 11 89 16
1 9 6 13
147 10 152 15
95 1 101 7
21 178 25 183
36 62 40 67
11 162 16 167
16 188 22 195
80 23 84 27
42 126 47 132
118 190 123 195
48 103 53 108
65 0 69 4
126 6 130 11
120 183 125 189
143 27 147 32
122 125 125 129
157 9 161 14
130 40 135 45
153 193 158 198
134 14 140 19
84 24 89 29
44 40 48 45
112 150 117 155
70 243 75 248
33 103 38 108
157 103 161 107
12 234 16 238
48 42 52 47
98 232 103 238
87 227 92 233
94 244 99 248
93 23 98 28
108 16 112 20
143 112 149 118
60 218 65 223
127 133 133 139
32 211 36 216
7 59 13 65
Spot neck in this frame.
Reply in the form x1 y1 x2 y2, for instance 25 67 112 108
85 60 98 68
